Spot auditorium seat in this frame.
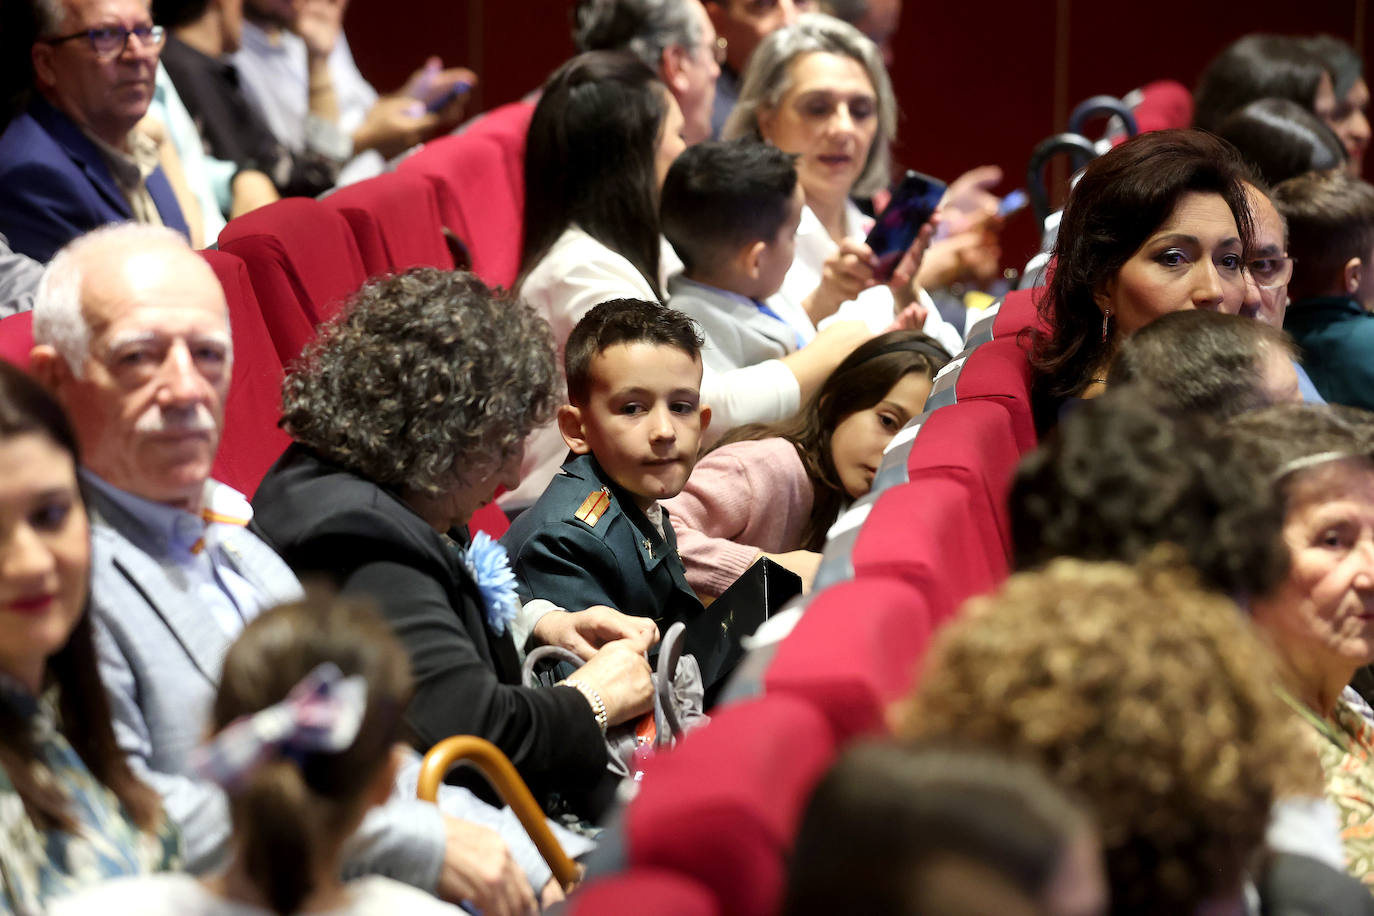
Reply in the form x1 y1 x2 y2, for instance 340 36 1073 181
325 171 454 277
565 869 720 916
625 694 836 916
763 576 933 740
946 336 1038 453
462 99 534 215
0 312 34 369
201 250 291 497
399 131 523 289
992 287 1047 339
217 197 368 363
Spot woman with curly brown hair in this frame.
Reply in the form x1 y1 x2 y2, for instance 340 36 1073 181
901 557 1319 916
251 268 656 819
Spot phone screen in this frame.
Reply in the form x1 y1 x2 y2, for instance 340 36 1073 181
866 170 947 282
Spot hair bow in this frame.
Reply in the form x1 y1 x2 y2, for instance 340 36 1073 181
188 662 369 790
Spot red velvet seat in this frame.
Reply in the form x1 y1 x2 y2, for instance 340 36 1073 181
217 197 367 363
399 131 522 289
906 401 1020 556
992 287 1049 339
0 311 34 369
764 576 933 741
201 250 291 498
625 694 836 916
462 99 534 215
951 336 1038 453
565 868 720 916
849 476 1003 623
324 171 454 277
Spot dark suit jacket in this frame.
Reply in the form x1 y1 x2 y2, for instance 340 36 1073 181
251 444 607 811
0 97 188 262
501 452 706 631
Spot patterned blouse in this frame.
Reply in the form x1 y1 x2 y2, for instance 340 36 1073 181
1289 689 1374 890
0 679 180 915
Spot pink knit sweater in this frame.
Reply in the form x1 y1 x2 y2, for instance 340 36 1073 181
665 437 815 597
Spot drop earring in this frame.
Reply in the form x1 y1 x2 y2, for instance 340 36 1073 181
1101 306 1111 343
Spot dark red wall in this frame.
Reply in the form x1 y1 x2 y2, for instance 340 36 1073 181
345 0 1371 267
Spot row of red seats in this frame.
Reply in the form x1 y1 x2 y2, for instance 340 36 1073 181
569 290 1047 915
0 102 536 535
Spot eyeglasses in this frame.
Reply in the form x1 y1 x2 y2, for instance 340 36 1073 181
1246 256 1296 290
43 24 165 60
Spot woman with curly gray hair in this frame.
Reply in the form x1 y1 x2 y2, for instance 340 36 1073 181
252 268 657 819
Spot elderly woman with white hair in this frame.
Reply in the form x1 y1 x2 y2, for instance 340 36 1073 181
724 14 964 356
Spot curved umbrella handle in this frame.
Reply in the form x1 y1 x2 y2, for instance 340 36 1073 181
417 735 582 891
1025 133 1101 231
1068 94 1139 139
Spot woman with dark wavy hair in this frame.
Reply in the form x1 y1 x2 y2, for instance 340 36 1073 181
251 268 657 819
1029 129 1255 434
0 360 178 911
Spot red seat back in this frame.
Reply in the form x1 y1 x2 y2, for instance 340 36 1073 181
992 287 1049 339
952 336 1038 453
201 250 291 497
400 132 522 289
764 576 933 740
566 868 720 916
0 312 34 369
462 100 534 216
325 171 454 277
626 694 836 916
217 197 367 363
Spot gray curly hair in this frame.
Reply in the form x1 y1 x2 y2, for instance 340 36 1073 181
572 0 702 70
723 13 896 198
280 268 559 497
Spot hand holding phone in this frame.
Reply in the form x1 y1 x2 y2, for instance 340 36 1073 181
866 170 947 282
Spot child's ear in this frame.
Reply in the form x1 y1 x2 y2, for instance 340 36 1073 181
557 404 592 454
739 240 767 281
1344 256 1363 295
699 404 712 434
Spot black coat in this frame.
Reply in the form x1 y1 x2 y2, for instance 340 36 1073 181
251 444 607 811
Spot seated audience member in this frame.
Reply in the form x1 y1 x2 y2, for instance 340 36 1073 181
1272 169 1374 410
28 227 551 908
781 742 1107 916
573 0 721 147
1008 397 1374 911
818 0 900 66
503 300 708 634
902 557 1318 915
1027 129 1253 434
1193 34 1334 135
154 0 341 199
0 361 178 912
1227 404 1374 889
1303 34 1370 175
666 329 948 596
661 139 804 372
1 232 44 317
53 596 496 916
723 15 964 354
231 0 474 185
1216 98 1347 187
1106 310 1302 419
0 0 189 262
704 0 803 136
252 270 656 820
508 49 870 510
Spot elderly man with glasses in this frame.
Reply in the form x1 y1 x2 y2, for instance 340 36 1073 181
0 0 189 262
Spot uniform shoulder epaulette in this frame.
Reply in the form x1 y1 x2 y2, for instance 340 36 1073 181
573 487 612 527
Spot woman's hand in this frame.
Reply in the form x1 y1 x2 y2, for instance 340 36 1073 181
532 607 658 661
571 639 654 726
888 220 937 310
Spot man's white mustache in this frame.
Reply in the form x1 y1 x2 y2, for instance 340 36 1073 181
134 404 217 435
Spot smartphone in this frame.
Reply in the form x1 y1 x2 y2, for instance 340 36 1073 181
866 170 947 282
997 188 1029 219
425 80 472 114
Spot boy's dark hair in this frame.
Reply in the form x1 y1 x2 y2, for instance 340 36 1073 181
660 139 799 275
1215 97 1347 187
1272 169 1374 300
1193 34 1329 133
1107 310 1297 421
151 0 212 28
565 299 704 405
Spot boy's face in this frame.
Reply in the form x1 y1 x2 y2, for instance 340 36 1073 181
754 183 804 299
560 343 711 511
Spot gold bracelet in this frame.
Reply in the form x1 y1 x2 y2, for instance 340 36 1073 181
560 677 608 734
